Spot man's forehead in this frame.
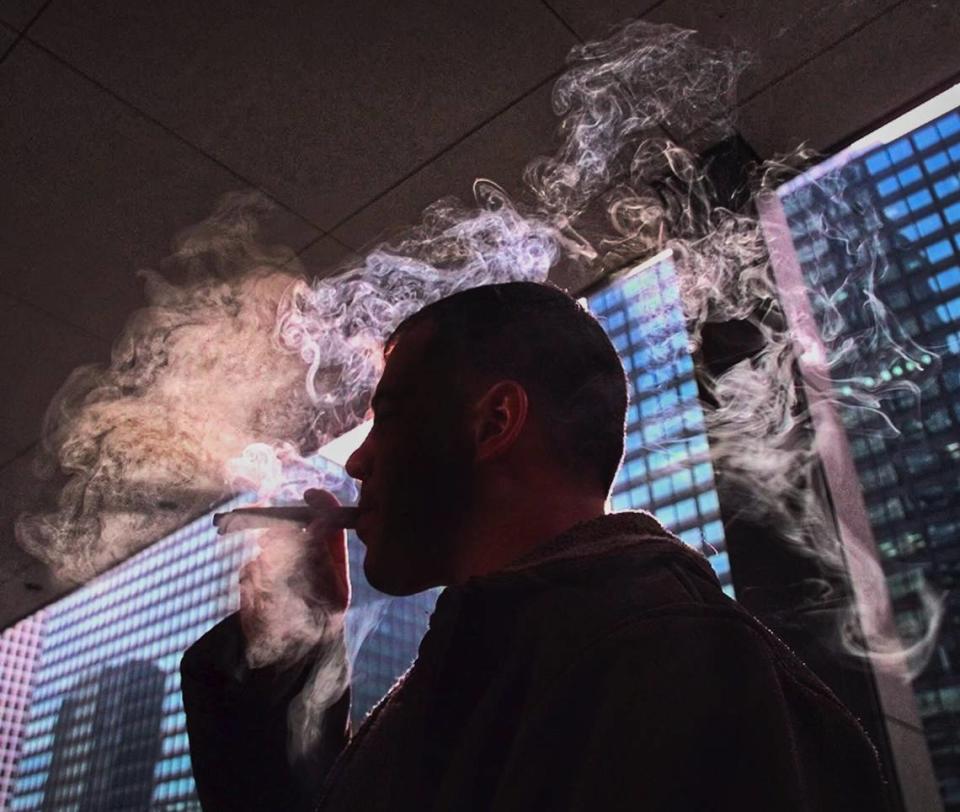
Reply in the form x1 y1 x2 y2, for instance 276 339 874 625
376 319 436 397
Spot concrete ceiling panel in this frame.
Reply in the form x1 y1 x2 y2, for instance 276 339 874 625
0 293 109 468
544 0 661 41
736 0 960 157
332 82 559 253
0 0 44 31
29 0 576 231
0 41 320 342
0 451 65 629
0 21 16 59
645 0 905 101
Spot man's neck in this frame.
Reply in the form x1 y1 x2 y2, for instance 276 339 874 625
449 496 607 583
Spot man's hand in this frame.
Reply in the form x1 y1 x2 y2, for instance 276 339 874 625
237 489 352 665
303 488 352 613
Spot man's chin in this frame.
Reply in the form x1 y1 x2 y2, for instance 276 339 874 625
362 554 430 597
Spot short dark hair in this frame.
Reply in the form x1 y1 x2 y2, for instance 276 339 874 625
386 282 628 495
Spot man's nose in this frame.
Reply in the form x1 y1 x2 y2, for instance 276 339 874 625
345 437 372 481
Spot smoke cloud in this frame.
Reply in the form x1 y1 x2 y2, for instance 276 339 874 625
14 20 944 680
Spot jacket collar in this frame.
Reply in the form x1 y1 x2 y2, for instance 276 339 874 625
467 510 720 588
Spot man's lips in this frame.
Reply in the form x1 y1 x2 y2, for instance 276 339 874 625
355 502 376 526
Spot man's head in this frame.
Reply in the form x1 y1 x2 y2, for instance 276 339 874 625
345 281 628 594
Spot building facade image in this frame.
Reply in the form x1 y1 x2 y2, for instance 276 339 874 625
776 88 960 809
2 483 440 809
586 250 733 593
0 614 45 810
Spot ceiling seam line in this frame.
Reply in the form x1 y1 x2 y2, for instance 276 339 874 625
821 65 960 157
734 0 913 110
325 66 566 236
638 0 672 19
0 286 112 344
538 0 584 43
20 34 334 240
0 0 53 66
682 0 914 150
0 441 40 472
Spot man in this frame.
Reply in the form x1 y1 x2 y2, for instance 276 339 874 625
181 281 887 810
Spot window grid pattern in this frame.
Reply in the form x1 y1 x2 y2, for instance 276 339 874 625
10 497 251 811
780 103 960 808
0 615 45 810
587 253 733 594
4 459 441 807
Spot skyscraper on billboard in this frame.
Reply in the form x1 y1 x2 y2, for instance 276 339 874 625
775 87 960 809
5 485 437 808
586 250 733 592
0 614 44 810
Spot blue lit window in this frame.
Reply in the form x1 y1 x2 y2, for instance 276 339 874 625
926 240 955 263
898 165 922 186
675 498 697 523
888 139 914 164
682 406 704 430
651 476 673 501
645 450 665 471
671 469 693 492
866 151 892 174
659 389 679 410
937 112 960 138
643 422 664 443
931 266 960 292
934 176 960 199
936 297 960 323
693 462 714 485
946 204 960 225
703 520 724 545
876 176 900 197
605 310 626 330
917 214 944 237
925 152 950 173
884 201 909 220
656 503 678 529
629 485 650 508
711 552 731 577
899 223 920 242
698 491 720 515
913 124 941 150
907 189 933 211
950 144 960 162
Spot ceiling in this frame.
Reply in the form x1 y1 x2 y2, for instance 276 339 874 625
1 0 958 628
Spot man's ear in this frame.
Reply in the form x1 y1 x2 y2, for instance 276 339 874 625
472 380 529 463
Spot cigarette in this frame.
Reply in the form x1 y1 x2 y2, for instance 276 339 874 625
213 505 360 535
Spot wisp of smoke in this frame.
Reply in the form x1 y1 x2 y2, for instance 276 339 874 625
14 20 944 685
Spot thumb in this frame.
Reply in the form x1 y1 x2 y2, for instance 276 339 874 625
304 488 341 511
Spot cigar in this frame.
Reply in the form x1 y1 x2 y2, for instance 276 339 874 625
213 505 360 535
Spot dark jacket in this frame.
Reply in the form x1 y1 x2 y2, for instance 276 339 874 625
181 512 888 811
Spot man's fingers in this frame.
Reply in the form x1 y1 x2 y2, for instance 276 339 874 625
303 488 351 609
304 488 340 510
307 519 350 611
